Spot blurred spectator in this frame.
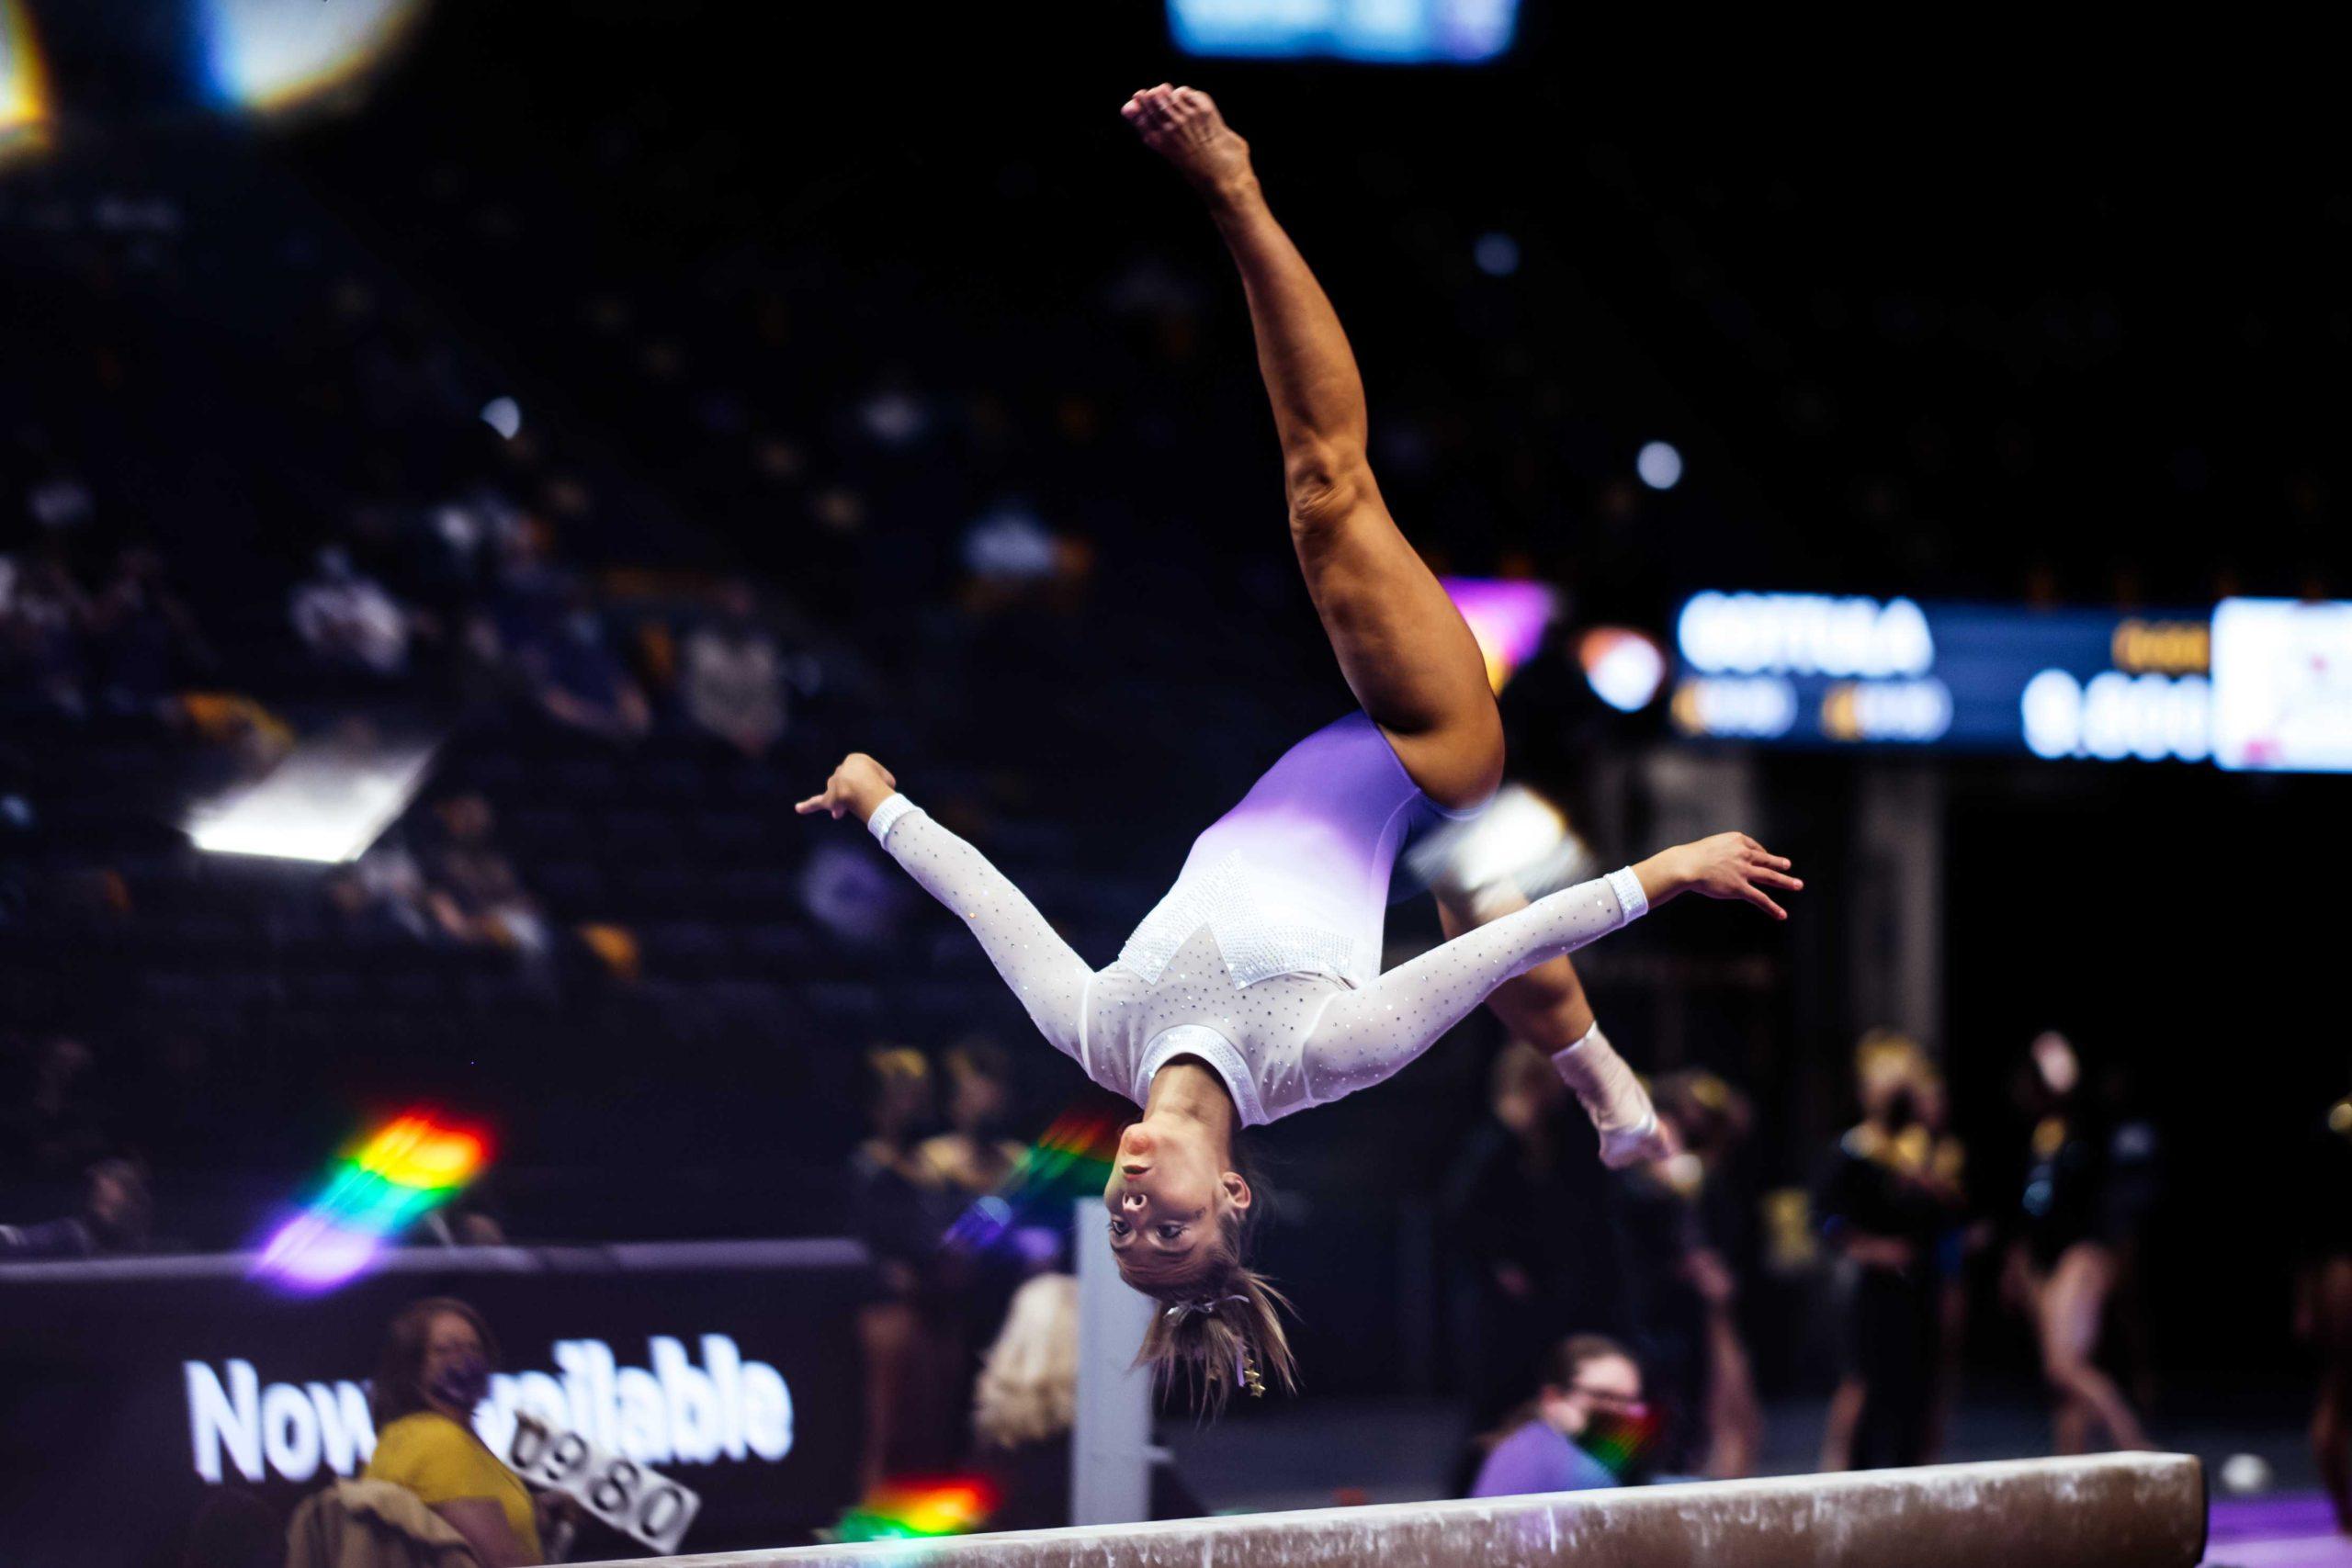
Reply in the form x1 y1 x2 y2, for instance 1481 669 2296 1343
919 1039 1031 1441
519 594 650 743
1467 1334 1646 1497
681 581 788 759
2001 1031 2154 1454
3 1033 111 1189
360 1296 566 1566
850 1047 962 1494
323 842 436 943
1815 1034 1963 1471
1658 1072 1761 1480
1608 1070 1757 1479
0 555 91 715
2301 1086 2352 1534
0 1156 152 1258
420 795 548 955
915 1040 1023 1198
1440 1040 1600 1431
291 547 414 678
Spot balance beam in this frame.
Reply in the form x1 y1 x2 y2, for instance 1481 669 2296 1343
593 1452 2205 1567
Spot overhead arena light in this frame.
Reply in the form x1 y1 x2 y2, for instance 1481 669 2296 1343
195 0 432 117
0 0 55 165
187 733 439 863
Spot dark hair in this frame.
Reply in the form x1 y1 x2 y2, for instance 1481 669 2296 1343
1535 1332 1637 1393
1477 1333 1640 1454
370 1296 499 1427
1123 1133 1298 1416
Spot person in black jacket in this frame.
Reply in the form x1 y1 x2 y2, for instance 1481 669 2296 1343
2000 1032 2153 1454
1815 1033 1964 1470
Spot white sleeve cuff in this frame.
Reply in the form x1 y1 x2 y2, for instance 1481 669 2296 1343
865 793 920 845
1604 865 1648 923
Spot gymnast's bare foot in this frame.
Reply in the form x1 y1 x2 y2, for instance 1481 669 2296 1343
1122 84 1256 202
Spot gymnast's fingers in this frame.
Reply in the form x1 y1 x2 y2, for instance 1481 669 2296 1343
1755 867 1804 891
1742 883 1788 920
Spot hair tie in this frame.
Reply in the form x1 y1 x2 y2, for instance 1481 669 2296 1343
1160 1292 1249 1325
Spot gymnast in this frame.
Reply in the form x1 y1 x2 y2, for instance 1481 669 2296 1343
798 84 1802 1407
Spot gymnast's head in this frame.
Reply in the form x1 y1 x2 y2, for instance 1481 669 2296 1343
1103 1120 1297 1410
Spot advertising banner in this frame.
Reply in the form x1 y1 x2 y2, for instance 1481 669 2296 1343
0 1240 868 1567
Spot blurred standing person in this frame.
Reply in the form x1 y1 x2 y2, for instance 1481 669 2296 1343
915 1041 1025 1197
2002 1031 2154 1453
1608 1071 1758 1478
362 1297 569 1565
2300 1085 2352 1535
918 1041 1033 1452
850 1047 962 1493
1815 1033 1964 1471
1440 1040 1601 1431
1469 1334 1648 1497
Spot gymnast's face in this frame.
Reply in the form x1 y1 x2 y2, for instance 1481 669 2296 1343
1102 1119 1250 1280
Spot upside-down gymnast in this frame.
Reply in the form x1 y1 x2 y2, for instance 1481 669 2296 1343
798 84 1803 1407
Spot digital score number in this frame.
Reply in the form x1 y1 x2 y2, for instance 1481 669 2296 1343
509 1413 702 1555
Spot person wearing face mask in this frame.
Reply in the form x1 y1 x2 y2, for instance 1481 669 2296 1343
1468 1335 1650 1497
1814 1033 1965 1471
362 1297 558 1565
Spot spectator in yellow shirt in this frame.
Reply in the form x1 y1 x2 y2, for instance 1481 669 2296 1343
362 1296 546 1565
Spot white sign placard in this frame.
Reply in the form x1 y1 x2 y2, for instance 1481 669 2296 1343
509 1412 702 1555
2211 597 2352 773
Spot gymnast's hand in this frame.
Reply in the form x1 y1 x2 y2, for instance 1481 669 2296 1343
796 752 897 825
1636 833 1803 920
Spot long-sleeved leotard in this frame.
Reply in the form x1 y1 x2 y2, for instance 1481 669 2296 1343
862 716 1648 1125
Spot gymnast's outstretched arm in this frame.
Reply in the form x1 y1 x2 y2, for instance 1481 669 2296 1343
797 752 1091 1062
1302 834 1799 1105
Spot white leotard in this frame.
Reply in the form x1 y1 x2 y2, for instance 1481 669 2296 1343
863 714 1648 1125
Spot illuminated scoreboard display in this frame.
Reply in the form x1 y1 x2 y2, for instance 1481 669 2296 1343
1670 592 2215 762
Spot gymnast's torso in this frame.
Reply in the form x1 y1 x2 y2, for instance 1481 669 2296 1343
1081 713 1472 1122
866 712 1644 1129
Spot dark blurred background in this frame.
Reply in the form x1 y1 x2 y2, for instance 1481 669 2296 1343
1 2 2346 1562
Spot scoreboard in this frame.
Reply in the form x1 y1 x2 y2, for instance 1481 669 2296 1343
1666 591 2301 767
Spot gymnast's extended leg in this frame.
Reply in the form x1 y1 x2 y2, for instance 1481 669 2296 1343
1125 84 1502 811
1127 84 1669 1162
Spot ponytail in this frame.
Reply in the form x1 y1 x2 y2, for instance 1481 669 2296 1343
1133 1264 1297 1416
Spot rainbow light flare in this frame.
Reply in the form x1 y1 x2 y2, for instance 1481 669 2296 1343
0 0 55 164
196 0 430 116
944 1104 1122 1254
832 1476 1000 1542
1576 1404 1666 1481
1442 576 1560 693
254 1110 490 1292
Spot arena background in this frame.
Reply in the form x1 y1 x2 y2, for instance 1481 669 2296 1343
1 4 2342 1563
